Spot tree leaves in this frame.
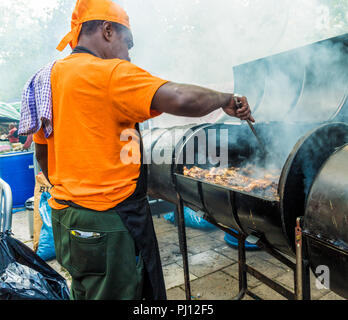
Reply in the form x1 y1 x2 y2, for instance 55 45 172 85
0 0 75 102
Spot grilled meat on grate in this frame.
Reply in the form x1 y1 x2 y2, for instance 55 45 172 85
183 165 280 200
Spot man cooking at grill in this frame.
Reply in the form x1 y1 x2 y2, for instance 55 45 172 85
30 0 254 300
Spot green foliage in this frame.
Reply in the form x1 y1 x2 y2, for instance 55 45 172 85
319 0 348 34
0 0 75 102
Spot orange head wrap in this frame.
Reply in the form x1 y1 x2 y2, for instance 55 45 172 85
56 0 130 52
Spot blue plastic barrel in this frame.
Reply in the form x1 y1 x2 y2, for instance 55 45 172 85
0 151 35 208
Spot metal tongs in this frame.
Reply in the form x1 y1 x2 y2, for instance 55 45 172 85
233 95 268 157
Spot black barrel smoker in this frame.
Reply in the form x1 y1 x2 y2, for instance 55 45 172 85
143 33 348 300
304 144 348 299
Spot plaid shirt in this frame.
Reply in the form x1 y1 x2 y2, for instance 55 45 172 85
19 61 56 139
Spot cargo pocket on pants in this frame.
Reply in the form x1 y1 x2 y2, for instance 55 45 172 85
69 231 107 276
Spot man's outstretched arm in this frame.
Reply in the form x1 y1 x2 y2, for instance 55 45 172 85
151 82 255 122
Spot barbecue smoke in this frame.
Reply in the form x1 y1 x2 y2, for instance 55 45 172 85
127 0 348 199
120 4 347 141
123 0 348 196
119 0 346 128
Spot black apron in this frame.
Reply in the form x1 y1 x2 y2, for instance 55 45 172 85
55 46 167 300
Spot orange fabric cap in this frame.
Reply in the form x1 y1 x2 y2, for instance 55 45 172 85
57 0 130 52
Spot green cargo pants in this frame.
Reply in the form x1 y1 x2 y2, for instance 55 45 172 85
51 206 144 300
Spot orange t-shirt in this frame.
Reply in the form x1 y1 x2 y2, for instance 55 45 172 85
33 53 168 211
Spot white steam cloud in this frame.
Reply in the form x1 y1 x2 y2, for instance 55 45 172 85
117 0 345 128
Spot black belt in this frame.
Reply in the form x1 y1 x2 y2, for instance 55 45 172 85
54 194 148 210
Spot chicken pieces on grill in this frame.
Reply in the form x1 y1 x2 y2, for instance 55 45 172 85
183 165 280 199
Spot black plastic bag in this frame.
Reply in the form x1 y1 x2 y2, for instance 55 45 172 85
0 233 70 300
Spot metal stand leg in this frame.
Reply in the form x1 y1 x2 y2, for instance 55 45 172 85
295 217 311 300
175 198 191 300
302 257 311 300
295 218 303 300
199 216 250 300
232 233 247 300
190 212 312 300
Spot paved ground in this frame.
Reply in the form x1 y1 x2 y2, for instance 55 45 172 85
10 209 345 300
